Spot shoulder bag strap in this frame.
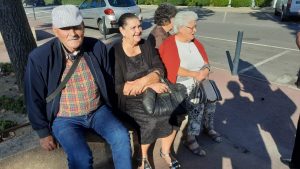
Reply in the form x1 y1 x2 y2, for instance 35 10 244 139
45 55 81 103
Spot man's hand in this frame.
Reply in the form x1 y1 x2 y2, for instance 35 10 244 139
40 135 57 151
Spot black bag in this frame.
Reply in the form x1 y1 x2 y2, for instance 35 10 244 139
189 79 222 104
142 80 187 116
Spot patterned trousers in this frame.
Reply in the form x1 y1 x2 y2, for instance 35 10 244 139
186 101 217 136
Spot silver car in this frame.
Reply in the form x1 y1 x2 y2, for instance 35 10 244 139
79 0 142 36
274 0 300 21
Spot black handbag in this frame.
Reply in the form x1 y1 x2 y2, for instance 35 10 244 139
189 79 222 104
142 79 187 116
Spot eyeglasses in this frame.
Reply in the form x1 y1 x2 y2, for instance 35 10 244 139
185 25 197 31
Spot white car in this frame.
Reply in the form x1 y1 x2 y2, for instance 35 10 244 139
274 0 300 21
79 0 142 36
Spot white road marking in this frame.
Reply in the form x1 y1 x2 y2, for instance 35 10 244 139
197 35 299 51
222 11 227 23
239 50 290 73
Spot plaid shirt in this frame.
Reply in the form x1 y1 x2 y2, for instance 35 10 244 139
57 56 101 117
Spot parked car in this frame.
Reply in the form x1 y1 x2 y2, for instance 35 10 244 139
274 0 300 21
78 0 142 36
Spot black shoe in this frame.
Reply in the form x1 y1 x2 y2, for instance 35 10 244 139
160 149 181 169
137 158 152 169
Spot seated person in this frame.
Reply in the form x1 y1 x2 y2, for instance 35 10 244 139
110 13 182 169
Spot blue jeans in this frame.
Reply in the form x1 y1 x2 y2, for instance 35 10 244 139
52 105 132 169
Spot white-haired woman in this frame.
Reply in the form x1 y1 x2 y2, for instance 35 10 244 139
159 11 222 157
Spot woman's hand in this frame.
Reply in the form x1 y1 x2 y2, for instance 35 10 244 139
194 68 209 82
123 79 146 96
144 82 169 94
123 71 161 96
178 67 209 82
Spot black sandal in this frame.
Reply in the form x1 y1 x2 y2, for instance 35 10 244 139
137 157 152 169
160 149 181 169
206 129 222 143
183 139 206 156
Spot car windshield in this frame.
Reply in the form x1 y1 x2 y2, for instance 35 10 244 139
108 0 136 7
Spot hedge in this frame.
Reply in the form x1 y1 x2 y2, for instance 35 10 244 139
211 0 228 6
185 0 210 6
255 0 273 7
230 0 252 7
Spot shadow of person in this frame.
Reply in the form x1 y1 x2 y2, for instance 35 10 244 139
174 80 265 169
214 58 297 169
214 80 273 169
168 58 297 169
238 59 297 158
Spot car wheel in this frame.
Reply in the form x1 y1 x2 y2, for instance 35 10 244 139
97 19 109 35
274 8 280 16
280 8 288 21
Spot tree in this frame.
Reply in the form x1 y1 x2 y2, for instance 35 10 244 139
0 0 37 92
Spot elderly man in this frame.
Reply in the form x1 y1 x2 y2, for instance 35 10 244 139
24 5 132 169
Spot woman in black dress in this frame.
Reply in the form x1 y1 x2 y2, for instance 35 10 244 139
109 13 181 169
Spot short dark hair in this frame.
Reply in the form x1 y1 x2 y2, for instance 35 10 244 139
118 13 139 27
154 3 177 26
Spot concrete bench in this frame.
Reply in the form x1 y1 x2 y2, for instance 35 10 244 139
0 126 138 169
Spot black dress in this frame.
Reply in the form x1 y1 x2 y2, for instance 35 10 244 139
111 40 179 144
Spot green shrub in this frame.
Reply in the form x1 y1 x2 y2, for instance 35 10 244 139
0 63 13 75
0 120 17 132
0 96 25 114
140 0 155 5
166 0 186 5
231 0 251 7
186 0 211 6
255 0 272 7
44 0 53 5
137 0 146 4
62 0 82 5
211 0 228 6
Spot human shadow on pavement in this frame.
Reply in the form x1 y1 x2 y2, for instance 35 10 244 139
217 59 296 168
175 59 296 169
